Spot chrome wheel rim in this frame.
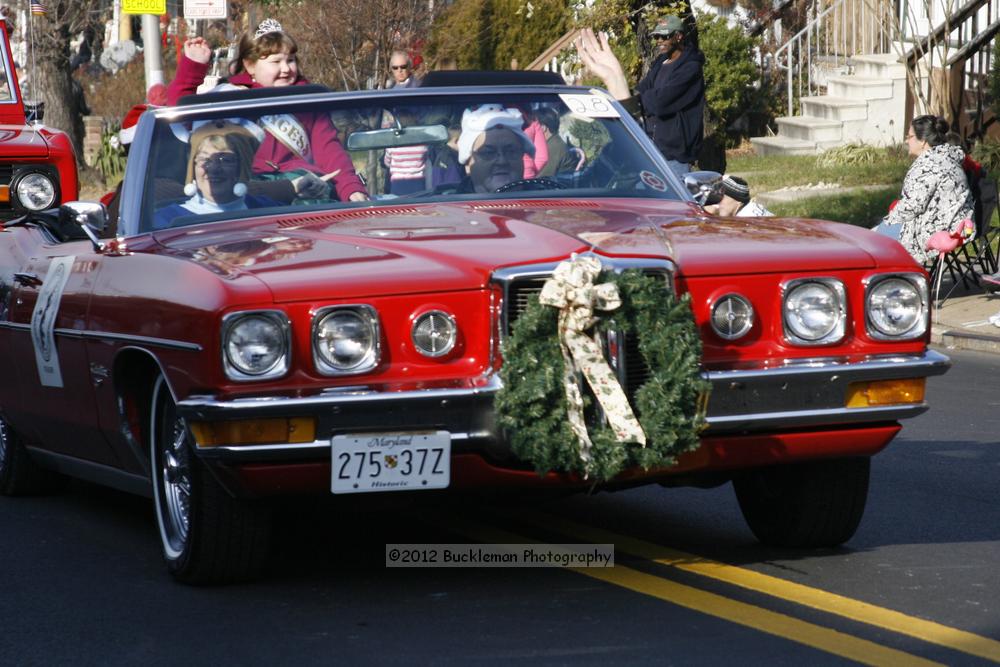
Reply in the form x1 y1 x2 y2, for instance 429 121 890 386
161 413 191 553
152 378 192 560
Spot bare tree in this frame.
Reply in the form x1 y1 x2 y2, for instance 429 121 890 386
269 0 436 91
22 0 102 160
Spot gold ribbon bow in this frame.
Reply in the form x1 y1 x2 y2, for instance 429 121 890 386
539 255 647 470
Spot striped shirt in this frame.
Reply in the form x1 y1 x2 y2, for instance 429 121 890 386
384 145 428 182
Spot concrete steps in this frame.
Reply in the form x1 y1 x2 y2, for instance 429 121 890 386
750 52 907 156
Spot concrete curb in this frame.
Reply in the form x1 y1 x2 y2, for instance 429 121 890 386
931 327 1000 355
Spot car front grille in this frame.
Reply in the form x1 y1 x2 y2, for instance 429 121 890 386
495 258 673 404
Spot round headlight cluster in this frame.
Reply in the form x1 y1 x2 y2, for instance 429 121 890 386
412 311 457 357
314 307 379 374
710 294 754 340
868 277 926 338
784 279 845 344
15 172 56 211
223 312 289 380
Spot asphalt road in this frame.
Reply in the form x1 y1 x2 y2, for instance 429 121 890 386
2 347 998 666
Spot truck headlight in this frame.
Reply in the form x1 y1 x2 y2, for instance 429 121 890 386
866 274 927 339
14 171 56 211
783 278 845 345
222 311 290 381
313 305 380 375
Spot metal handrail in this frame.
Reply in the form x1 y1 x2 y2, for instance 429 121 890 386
772 0 895 118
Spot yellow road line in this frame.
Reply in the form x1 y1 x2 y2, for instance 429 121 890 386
435 513 942 667
509 510 1000 664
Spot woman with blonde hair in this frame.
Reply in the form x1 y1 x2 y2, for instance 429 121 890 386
166 20 367 203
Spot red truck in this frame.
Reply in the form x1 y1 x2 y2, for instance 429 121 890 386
0 18 77 218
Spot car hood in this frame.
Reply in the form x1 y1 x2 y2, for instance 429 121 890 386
0 125 50 158
153 199 908 301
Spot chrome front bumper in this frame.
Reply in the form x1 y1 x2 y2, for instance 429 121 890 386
178 349 950 461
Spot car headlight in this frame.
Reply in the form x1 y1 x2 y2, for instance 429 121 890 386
783 278 846 345
222 311 290 381
710 294 754 340
412 310 457 357
866 274 927 339
14 171 56 211
313 305 380 375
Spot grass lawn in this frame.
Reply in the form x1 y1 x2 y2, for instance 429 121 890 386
767 186 899 228
726 151 911 191
723 148 917 227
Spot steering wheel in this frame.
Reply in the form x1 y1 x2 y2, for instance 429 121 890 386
494 177 567 193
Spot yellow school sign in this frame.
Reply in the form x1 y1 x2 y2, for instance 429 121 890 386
121 0 166 14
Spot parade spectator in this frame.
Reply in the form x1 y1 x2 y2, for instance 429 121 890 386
704 175 774 217
166 20 367 203
154 121 280 229
456 104 535 193
872 115 973 263
575 21 706 179
520 114 549 178
535 107 579 177
387 51 420 89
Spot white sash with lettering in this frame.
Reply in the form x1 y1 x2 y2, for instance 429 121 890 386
259 114 311 161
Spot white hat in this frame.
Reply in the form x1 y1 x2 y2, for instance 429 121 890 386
457 104 535 164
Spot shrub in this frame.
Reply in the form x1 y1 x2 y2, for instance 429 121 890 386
695 11 760 145
972 138 1000 174
93 122 127 186
816 143 886 167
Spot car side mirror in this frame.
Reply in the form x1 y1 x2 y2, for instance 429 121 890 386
60 201 108 251
24 100 44 123
684 170 722 206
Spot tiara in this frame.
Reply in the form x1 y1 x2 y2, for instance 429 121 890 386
254 19 283 39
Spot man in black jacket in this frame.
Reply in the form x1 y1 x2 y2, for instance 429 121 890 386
575 20 706 180
636 16 705 178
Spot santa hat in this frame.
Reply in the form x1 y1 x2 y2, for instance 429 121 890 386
119 104 148 146
457 104 535 164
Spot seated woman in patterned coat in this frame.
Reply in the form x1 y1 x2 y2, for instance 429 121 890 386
874 115 974 264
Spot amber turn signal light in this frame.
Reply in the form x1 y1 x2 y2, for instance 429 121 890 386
189 417 316 447
845 378 925 408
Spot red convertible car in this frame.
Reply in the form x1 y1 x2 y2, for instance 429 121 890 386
0 76 948 583
0 18 78 219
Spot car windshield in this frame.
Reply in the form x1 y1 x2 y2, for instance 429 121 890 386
136 89 684 233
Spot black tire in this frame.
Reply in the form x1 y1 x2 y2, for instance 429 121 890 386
733 457 870 548
150 375 272 584
0 413 65 496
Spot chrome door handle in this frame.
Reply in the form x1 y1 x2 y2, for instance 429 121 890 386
13 272 42 287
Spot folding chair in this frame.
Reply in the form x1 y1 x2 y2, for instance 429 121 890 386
927 173 999 305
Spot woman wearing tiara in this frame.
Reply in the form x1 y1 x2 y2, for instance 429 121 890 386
167 19 368 203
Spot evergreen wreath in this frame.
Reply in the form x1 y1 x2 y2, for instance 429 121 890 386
496 269 710 481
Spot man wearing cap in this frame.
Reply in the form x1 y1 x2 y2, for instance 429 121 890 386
456 105 536 193
704 175 774 217
575 19 705 180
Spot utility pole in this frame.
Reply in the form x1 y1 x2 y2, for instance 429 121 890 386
141 12 164 92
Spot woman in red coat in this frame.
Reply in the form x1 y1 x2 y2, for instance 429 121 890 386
167 20 367 203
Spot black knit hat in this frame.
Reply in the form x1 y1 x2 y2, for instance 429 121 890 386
722 175 751 204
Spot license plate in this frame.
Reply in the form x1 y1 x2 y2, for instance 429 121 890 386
331 431 450 494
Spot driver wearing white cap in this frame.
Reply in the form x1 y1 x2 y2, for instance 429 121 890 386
457 104 536 193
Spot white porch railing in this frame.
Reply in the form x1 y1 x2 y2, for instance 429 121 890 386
773 0 896 118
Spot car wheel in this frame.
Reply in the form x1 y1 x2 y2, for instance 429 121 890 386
150 375 272 584
0 413 64 496
733 457 870 548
